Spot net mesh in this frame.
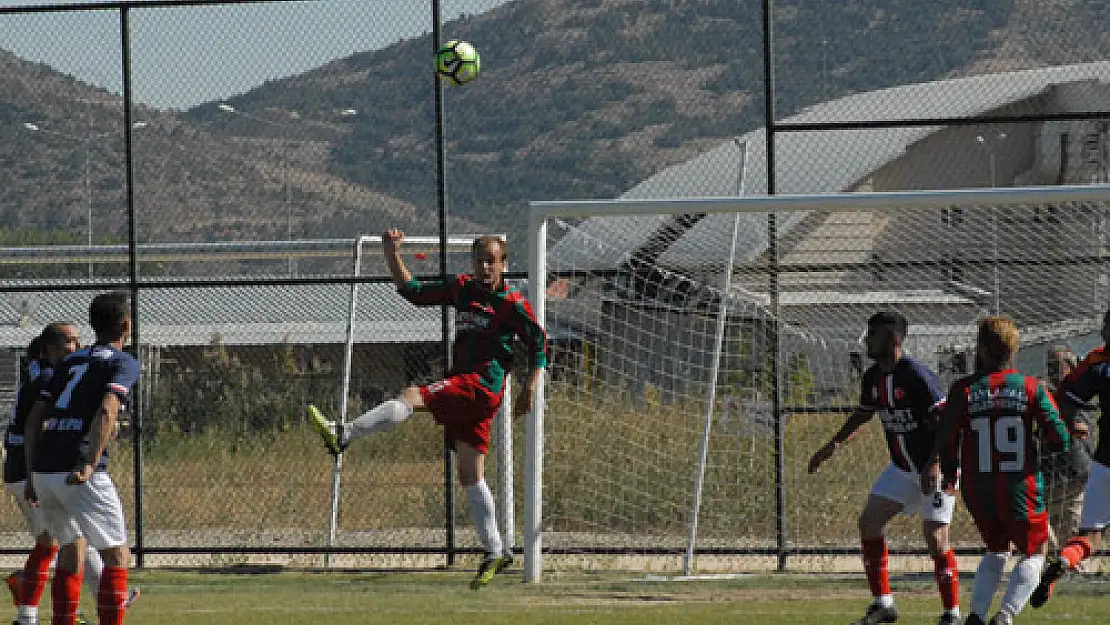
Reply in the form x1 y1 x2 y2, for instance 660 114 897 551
537 193 1110 573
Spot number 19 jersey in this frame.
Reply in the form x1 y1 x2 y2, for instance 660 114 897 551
941 370 1069 522
33 344 140 473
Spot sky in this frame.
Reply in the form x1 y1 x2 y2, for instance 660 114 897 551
0 0 508 110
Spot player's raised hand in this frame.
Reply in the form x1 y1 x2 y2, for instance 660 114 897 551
382 229 405 255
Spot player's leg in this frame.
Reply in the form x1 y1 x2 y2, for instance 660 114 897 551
94 546 129 625
52 540 87 625
83 546 103 604
457 441 510 589
1033 461 1109 607
995 514 1050 622
5 480 57 620
922 514 960 623
70 472 130 625
307 387 421 454
962 485 1013 623
457 442 507 561
25 473 83 625
854 468 907 625
968 550 1008 625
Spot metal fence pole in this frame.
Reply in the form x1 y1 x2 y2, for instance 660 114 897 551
761 0 788 573
119 5 147 568
431 0 456 566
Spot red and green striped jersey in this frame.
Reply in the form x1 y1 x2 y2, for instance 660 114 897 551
398 275 548 394
939 370 1069 522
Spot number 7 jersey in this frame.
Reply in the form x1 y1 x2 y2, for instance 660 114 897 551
938 369 1069 521
33 344 141 473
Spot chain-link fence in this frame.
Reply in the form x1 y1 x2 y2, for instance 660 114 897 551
1 0 1109 570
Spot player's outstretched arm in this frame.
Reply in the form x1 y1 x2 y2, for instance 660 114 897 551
807 407 872 473
382 229 413 288
383 228 458 306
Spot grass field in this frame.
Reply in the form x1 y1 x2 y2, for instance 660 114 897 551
57 567 1110 624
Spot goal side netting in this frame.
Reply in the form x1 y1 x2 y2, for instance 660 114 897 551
523 185 1110 582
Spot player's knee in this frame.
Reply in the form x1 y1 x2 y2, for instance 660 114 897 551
858 514 883 538
99 546 129 569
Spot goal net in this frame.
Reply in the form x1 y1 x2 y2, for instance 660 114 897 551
523 185 1110 581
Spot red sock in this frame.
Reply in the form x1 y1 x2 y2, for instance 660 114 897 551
1060 536 1093 569
20 543 57 607
97 566 128 625
862 537 891 597
51 568 82 625
933 549 959 610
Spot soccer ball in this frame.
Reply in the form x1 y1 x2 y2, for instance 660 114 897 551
435 40 480 85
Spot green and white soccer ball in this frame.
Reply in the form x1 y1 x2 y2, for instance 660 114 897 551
435 40 480 85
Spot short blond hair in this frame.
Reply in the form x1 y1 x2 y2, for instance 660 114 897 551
977 315 1019 371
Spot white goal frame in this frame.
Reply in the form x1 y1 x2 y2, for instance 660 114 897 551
524 184 1110 583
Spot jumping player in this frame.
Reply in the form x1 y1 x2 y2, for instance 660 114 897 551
1031 309 1110 608
309 230 547 589
937 316 1069 625
808 312 959 625
23 292 140 625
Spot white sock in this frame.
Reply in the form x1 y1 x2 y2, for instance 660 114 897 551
346 398 413 445
1000 553 1044 617
465 480 503 559
876 594 895 608
84 545 104 597
971 552 1007 618
16 604 37 624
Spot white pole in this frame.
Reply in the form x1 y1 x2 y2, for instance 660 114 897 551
524 213 547 583
324 235 370 567
684 140 747 575
497 378 514 558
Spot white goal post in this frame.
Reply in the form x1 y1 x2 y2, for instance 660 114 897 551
525 184 1110 583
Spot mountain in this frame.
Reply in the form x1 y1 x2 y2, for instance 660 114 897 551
5 0 1110 262
0 50 486 259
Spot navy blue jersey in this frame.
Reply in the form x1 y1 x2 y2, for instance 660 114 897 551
858 356 946 472
33 345 140 473
3 363 53 483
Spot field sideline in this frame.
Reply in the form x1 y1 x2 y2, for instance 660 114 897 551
51 568 1110 624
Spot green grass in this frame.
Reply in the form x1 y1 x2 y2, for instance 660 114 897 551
64 568 1110 624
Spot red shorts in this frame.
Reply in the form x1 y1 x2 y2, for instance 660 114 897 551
969 508 1049 555
419 373 503 454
